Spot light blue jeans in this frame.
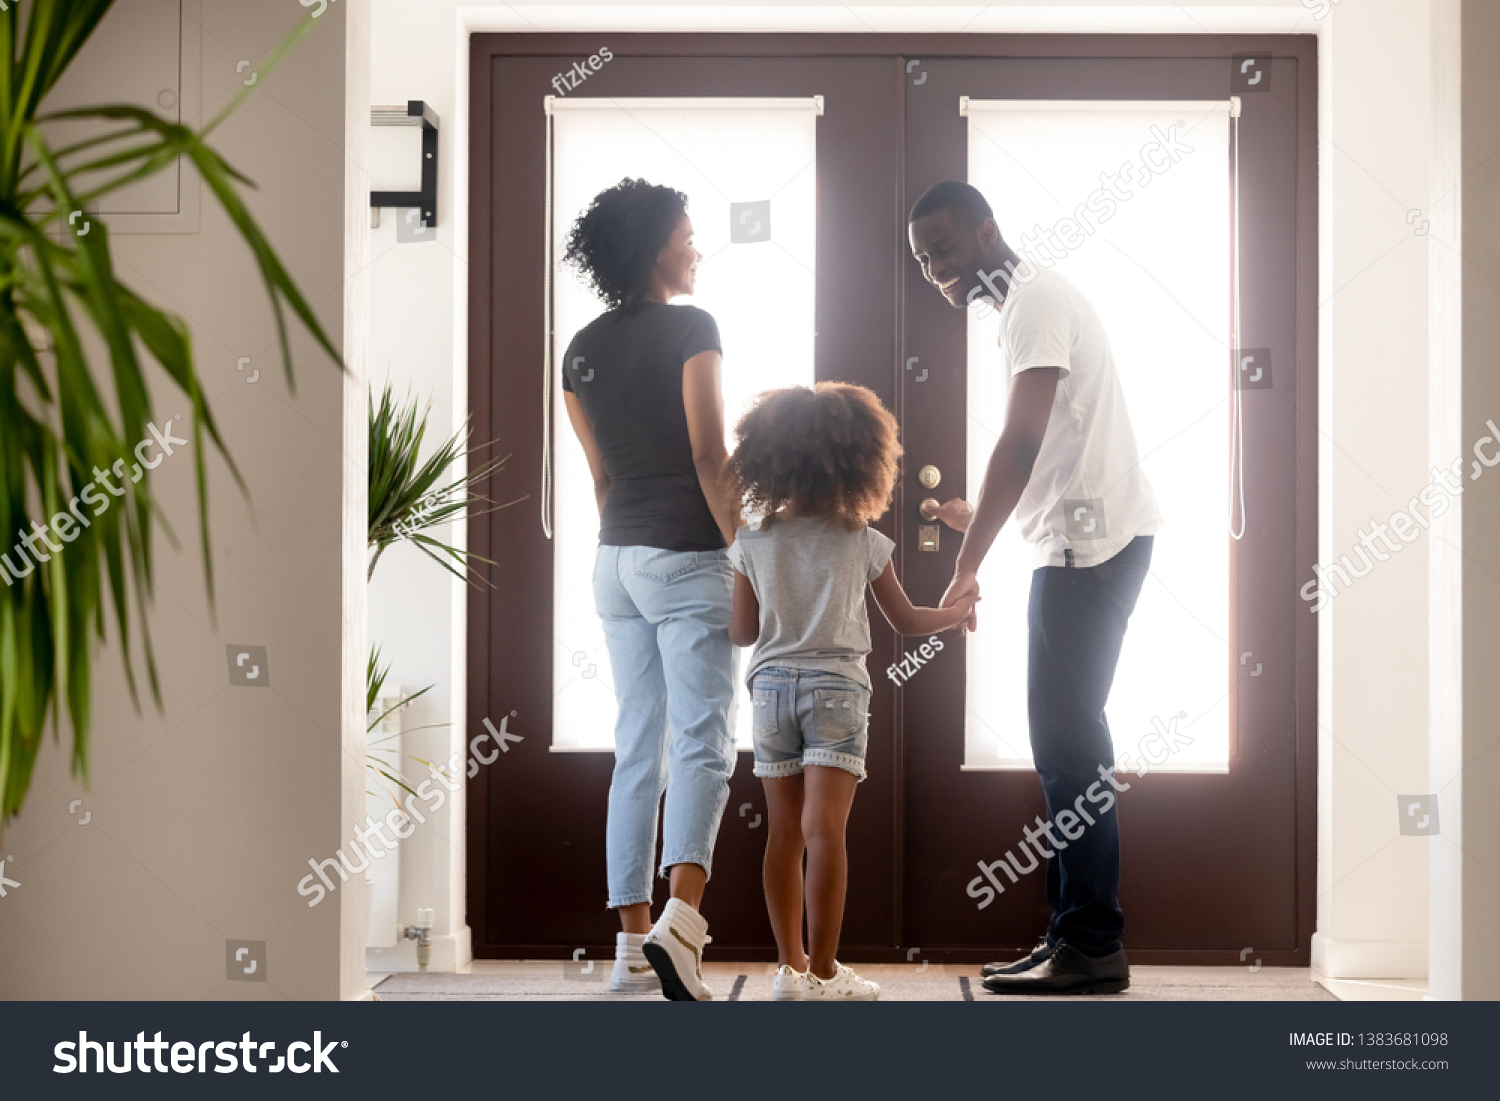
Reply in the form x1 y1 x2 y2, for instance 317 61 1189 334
595 544 737 909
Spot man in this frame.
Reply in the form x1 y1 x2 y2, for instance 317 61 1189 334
907 180 1161 995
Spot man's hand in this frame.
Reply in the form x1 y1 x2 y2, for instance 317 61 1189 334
941 569 980 633
924 497 974 533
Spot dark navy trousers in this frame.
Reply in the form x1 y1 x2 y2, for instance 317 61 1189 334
1027 535 1153 956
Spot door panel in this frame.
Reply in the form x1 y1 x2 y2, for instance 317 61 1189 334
467 34 1317 964
900 56 1309 957
471 51 902 956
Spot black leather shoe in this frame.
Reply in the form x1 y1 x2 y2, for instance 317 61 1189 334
980 940 1053 978
981 942 1129 995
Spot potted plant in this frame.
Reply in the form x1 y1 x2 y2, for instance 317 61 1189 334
363 380 512 794
362 381 512 952
0 3 336 831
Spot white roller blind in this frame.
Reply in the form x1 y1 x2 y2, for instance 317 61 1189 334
961 98 1235 773
547 97 819 751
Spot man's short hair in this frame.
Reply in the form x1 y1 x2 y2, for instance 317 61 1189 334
908 180 994 229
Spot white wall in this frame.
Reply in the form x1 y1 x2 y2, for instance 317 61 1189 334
0 0 369 999
1428 0 1500 1002
342 0 374 1003
362 10 475 974
1311 0 1432 981
364 0 1451 985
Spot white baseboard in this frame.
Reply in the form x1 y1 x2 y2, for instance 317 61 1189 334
1312 933 1428 979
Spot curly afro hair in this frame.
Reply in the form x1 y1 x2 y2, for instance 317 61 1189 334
562 178 689 311
725 382 903 529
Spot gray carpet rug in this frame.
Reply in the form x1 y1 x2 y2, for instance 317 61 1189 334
373 965 1337 1002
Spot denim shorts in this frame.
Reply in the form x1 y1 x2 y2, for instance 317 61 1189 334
749 666 871 781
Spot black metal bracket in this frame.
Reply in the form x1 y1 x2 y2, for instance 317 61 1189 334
370 100 438 228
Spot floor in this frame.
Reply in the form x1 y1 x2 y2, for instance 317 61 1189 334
369 961 1367 1001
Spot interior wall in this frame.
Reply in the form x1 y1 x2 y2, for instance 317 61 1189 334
1428 0 1500 1002
363 7 475 975
1311 0 1432 980
342 0 374 1003
0 1 365 999
1452 0 1500 1002
365 0 1437 981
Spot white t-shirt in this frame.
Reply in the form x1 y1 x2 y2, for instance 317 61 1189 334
998 268 1162 569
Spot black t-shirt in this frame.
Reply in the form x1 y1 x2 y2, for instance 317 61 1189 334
562 303 725 551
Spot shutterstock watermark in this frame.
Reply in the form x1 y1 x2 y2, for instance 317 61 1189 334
0 416 188 587
965 120 1199 318
296 715 522 907
1113 712 1192 778
1300 418 1500 612
54 1031 344 1074
964 712 1194 909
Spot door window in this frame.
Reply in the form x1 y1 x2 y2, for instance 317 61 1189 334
548 97 820 750
961 99 1235 771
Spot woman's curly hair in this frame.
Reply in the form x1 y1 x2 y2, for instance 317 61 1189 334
562 178 688 311
725 383 902 529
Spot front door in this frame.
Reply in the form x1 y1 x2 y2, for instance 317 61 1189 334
467 32 1317 965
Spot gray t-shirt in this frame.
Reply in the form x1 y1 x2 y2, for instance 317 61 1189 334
727 516 896 690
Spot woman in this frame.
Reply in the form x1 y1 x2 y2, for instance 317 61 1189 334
560 179 739 1002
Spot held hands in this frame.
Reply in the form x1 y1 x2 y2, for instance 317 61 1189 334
912 496 978 630
940 569 981 634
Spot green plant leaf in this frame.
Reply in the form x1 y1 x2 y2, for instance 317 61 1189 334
364 643 443 806
1 2 339 831
366 381 517 584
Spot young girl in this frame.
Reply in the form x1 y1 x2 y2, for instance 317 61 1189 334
725 383 978 1001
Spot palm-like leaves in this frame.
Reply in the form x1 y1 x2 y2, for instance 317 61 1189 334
0 3 339 828
365 645 434 804
364 388 515 806
367 383 512 582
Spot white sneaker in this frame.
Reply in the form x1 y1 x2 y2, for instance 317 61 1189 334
771 964 808 1001
642 898 714 1001
805 962 880 1001
609 932 661 994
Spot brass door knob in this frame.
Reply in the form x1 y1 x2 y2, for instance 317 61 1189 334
920 498 941 520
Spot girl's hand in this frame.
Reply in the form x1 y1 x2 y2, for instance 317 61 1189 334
941 569 980 633
944 591 980 634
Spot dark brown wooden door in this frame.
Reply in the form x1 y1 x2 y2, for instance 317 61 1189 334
896 53 1317 965
467 34 1317 965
